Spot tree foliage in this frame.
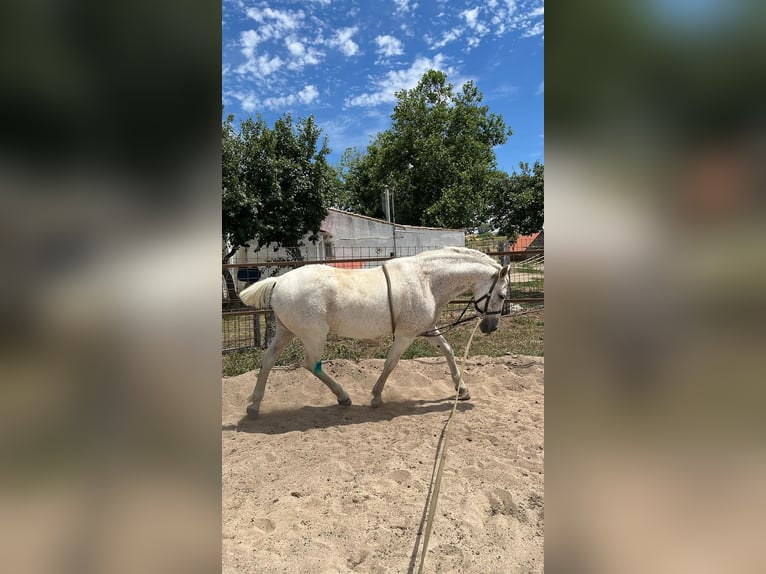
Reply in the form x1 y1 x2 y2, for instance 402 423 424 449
222 113 255 261
345 70 511 229
491 161 544 239
323 156 354 212
222 111 332 262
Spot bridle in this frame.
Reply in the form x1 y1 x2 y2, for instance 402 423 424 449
471 269 505 316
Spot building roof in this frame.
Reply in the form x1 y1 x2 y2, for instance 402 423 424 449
508 232 542 252
326 208 465 233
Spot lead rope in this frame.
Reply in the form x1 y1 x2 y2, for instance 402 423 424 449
416 319 482 574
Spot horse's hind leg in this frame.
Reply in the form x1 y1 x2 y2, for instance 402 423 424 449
423 331 470 400
247 319 294 418
301 332 351 406
371 335 415 408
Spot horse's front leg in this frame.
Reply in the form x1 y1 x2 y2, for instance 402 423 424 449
423 331 470 400
371 335 415 408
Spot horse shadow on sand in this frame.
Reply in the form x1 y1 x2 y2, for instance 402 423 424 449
225 397 474 435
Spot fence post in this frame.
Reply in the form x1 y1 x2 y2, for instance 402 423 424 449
500 241 510 267
253 311 261 348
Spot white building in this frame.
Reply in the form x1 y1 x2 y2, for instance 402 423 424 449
228 208 465 290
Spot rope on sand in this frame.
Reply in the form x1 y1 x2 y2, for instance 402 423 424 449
415 319 482 574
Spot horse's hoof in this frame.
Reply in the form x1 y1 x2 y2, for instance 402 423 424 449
246 404 260 418
338 396 352 406
370 397 382 408
458 391 471 401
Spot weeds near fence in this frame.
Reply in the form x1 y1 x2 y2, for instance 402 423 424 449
222 311 543 377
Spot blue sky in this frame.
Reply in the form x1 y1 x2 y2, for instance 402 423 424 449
222 0 544 175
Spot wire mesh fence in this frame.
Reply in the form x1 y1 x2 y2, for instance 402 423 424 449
222 246 543 353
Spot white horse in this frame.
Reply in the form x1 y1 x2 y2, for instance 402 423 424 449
239 246 510 418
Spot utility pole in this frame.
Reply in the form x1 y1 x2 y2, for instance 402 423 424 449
387 164 412 259
382 186 391 222
391 186 397 258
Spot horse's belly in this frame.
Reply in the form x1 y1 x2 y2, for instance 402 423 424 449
330 312 390 339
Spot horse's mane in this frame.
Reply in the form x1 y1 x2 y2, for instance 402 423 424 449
414 246 502 269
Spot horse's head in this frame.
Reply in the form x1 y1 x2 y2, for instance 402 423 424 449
474 265 510 334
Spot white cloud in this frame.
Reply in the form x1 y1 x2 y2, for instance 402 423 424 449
237 7 308 76
462 6 489 48
429 27 463 49
463 7 480 28
394 0 416 15
489 0 544 39
375 35 404 58
492 83 520 98
231 91 259 113
522 21 544 38
426 6 492 50
345 54 458 108
229 84 320 113
286 36 305 57
464 7 489 34
260 85 321 111
240 29 261 60
328 27 360 57
466 36 481 48
245 7 304 40
284 35 324 70
298 84 320 104
237 52 284 77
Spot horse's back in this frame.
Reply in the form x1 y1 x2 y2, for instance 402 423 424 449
277 265 381 297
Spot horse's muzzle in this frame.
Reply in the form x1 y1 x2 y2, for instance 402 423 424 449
479 315 499 334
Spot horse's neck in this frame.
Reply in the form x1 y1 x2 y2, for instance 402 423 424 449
424 259 492 306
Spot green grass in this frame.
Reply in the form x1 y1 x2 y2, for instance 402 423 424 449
514 265 544 274
222 311 543 377
512 279 544 290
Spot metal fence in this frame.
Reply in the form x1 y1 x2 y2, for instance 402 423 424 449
222 246 543 353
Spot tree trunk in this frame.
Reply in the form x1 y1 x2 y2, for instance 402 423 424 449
222 269 241 309
222 243 243 309
286 246 304 261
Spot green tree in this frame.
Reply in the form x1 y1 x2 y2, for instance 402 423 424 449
323 158 353 211
239 113 330 255
342 144 386 216
222 110 333 302
345 70 511 228
222 112 257 261
491 161 544 240
222 112 258 303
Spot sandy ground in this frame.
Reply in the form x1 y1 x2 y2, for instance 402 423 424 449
222 355 544 573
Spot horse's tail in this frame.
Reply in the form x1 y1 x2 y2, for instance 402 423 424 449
239 277 279 308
